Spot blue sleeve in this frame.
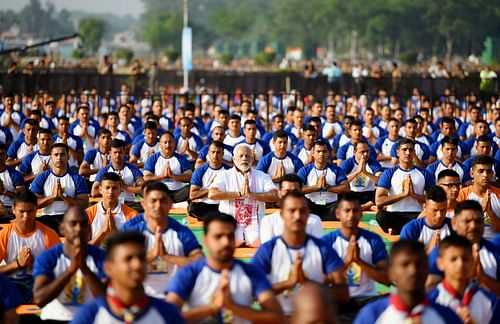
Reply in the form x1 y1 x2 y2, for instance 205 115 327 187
399 220 421 241
251 242 274 275
73 136 84 151
143 154 158 173
69 300 100 324
336 144 347 160
72 173 89 195
374 137 384 152
292 155 304 172
177 226 202 255
244 263 273 298
321 232 335 248
332 134 341 149
421 143 430 161
9 168 25 187
426 162 437 179
370 160 384 174
434 304 463 324
292 145 301 156
491 298 500 324
458 123 468 138
369 145 377 160
317 239 344 273
153 299 186 324
340 158 354 175
32 247 59 279
296 165 309 184
83 149 97 164
377 168 393 190
190 166 205 186
428 247 444 276
91 246 107 280
461 164 471 183
0 275 22 310
131 142 142 158
94 167 107 182
123 132 132 146
423 168 435 189
30 171 49 195
130 164 144 181
353 299 389 324
390 142 398 157
19 153 33 174
165 263 199 300
198 146 208 161
261 140 270 156
178 155 191 173
429 142 439 157
194 135 204 151
256 153 272 172
334 166 348 184
6 141 19 159
369 234 389 264
459 142 471 156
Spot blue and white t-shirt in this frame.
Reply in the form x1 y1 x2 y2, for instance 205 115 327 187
223 133 245 147
390 139 430 162
33 244 106 321
144 152 191 191
198 143 233 164
297 163 348 204
52 134 84 168
429 141 470 160
19 150 51 176
0 126 13 145
336 142 377 161
252 235 343 315
166 258 272 324
0 166 24 206
0 110 24 140
323 229 388 298
426 160 469 182
374 136 401 168
332 133 351 150
353 295 462 324
95 163 143 202
71 296 185 324
234 139 270 163
124 218 201 297
362 124 386 140
429 239 500 281
377 166 434 212
191 163 230 204
70 122 98 152
292 144 313 165
322 121 343 140
131 139 160 164
30 170 88 215
262 132 296 152
400 217 453 248
7 138 39 165
0 273 22 310
83 148 110 182
429 282 500 324
111 130 132 146
256 152 304 177
340 157 383 192
174 134 204 162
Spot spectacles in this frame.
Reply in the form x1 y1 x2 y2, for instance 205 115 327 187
440 183 462 189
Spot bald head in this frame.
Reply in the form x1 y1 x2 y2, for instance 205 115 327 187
291 282 337 324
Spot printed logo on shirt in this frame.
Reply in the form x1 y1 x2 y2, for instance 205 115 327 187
147 257 169 275
347 263 362 287
64 272 85 306
354 173 367 188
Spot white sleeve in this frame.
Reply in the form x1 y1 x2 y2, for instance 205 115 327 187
210 172 227 191
307 214 324 238
259 215 274 243
262 173 278 192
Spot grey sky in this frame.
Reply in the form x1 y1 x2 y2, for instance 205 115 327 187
1 0 144 18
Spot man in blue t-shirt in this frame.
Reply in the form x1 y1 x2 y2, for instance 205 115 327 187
166 212 284 323
0 274 22 323
71 231 185 324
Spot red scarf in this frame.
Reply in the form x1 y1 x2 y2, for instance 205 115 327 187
106 284 150 324
442 279 478 306
390 293 429 322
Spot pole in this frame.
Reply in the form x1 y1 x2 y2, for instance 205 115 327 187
183 0 189 91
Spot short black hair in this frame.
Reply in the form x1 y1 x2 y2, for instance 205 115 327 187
101 172 122 183
50 143 69 154
144 181 171 198
278 174 303 189
350 120 362 128
390 240 426 263
471 155 494 169
303 124 316 133
105 231 146 261
244 119 257 127
337 192 361 208
108 111 119 118
437 169 460 181
38 128 52 136
23 118 39 128
454 200 482 217
309 116 322 125
438 235 472 257
441 135 458 147
405 118 417 126
160 131 175 141
440 116 455 126
0 143 7 151
425 185 447 203
58 116 69 122
273 130 289 141
13 190 38 207
476 135 492 144
354 140 369 151
279 191 309 210
144 121 158 130
98 129 112 137
229 114 241 121
203 212 236 234
110 139 126 149
30 109 42 117
396 138 415 149
209 140 224 150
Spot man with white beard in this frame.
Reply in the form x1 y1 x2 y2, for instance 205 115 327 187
209 145 278 248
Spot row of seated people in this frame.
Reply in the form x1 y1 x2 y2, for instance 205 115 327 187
0 180 499 323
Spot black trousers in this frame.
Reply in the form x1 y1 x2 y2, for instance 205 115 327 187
188 201 220 220
376 210 420 235
351 191 376 205
339 295 385 324
37 214 64 235
309 201 338 221
168 185 190 203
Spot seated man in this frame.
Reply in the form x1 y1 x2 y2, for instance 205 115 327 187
376 139 434 234
31 143 89 233
6 118 39 168
92 139 144 211
69 104 98 151
390 118 430 168
426 200 500 295
290 281 338 324
123 181 203 297
336 120 377 165
426 136 469 182
86 172 137 246
292 125 317 165
429 117 469 163
0 273 22 323
166 212 284 323
323 193 390 321
129 121 160 168
174 117 204 166
79 129 111 183
0 143 25 223
0 190 60 303
33 206 106 322
260 174 323 243
52 116 84 172
463 135 500 183
106 111 132 150
354 240 461 324
188 141 230 220
457 155 500 239
428 235 500 324
262 113 297 152
72 232 185 324
465 119 494 156
437 169 461 218
223 114 245 147
298 140 349 220
144 132 192 203
209 145 278 247
400 186 453 253
20 128 53 183
252 191 349 316
341 141 383 210
257 130 304 183
374 118 401 169
195 125 233 168
235 119 270 164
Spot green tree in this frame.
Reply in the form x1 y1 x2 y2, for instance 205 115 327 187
79 18 105 54
142 12 182 51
